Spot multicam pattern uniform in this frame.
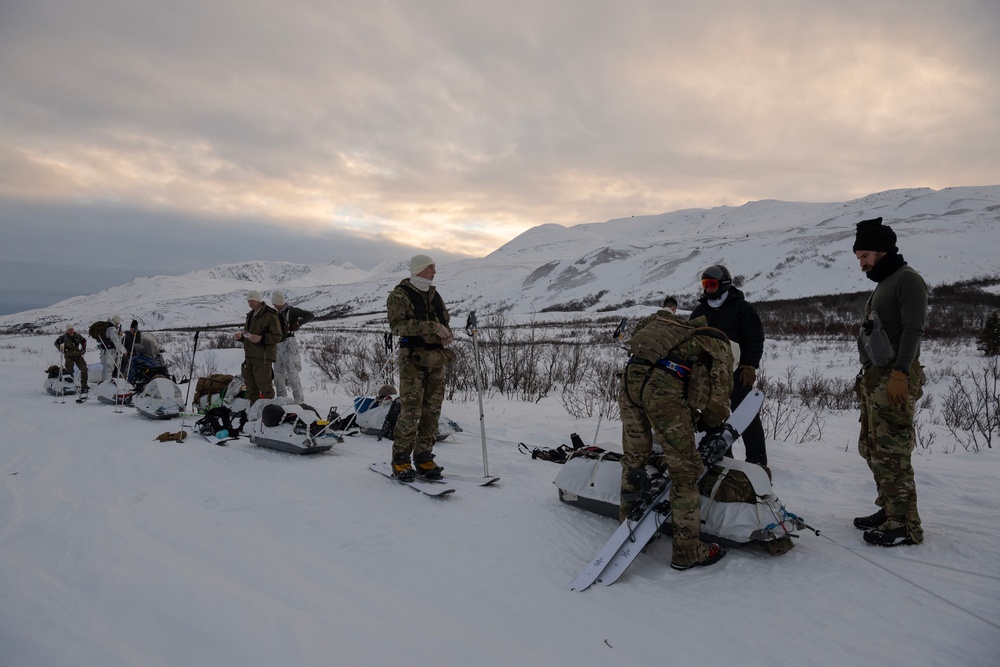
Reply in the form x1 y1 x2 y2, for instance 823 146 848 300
619 311 733 568
386 280 451 462
856 261 928 543
54 330 89 391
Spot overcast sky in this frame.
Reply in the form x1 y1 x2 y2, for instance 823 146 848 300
2 0 999 314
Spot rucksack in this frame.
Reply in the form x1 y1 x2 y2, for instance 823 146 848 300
193 373 235 407
685 328 735 426
195 406 248 437
625 312 734 426
88 321 108 344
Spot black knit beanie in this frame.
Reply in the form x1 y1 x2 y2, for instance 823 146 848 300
852 217 897 253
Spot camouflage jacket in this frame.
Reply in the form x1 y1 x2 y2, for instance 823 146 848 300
386 279 451 347
243 304 282 362
54 331 87 359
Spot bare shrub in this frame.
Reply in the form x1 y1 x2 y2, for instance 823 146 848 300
940 358 999 452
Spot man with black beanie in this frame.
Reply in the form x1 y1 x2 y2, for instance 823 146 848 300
852 217 927 547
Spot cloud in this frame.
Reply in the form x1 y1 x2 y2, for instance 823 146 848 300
0 0 998 311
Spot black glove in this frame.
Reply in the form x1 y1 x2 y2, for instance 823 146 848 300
696 419 724 435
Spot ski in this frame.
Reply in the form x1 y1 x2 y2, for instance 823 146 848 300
369 462 456 496
201 433 239 446
570 389 765 591
420 473 499 487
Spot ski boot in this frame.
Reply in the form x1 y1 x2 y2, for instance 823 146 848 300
413 451 443 480
390 453 415 482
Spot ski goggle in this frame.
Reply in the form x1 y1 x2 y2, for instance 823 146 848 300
701 278 720 291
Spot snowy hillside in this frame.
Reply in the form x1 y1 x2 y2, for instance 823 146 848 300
1 185 998 332
1 332 997 667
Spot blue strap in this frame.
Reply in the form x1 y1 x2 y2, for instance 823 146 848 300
656 358 691 377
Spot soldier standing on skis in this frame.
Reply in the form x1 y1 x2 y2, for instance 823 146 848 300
271 290 314 404
386 254 455 481
234 290 282 406
618 308 733 570
852 218 927 547
54 325 89 396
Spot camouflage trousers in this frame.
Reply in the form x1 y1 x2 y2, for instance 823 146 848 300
242 358 275 405
391 352 446 461
619 365 708 567
857 364 926 543
64 354 89 391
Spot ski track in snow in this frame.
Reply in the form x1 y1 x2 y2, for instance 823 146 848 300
0 334 998 667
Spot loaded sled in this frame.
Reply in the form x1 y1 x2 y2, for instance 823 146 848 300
245 400 335 455
43 365 78 395
94 377 133 406
554 452 804 554
351 393 461 441
133 376 185 419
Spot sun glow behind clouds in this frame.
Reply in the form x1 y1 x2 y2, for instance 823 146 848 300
1 0 998 266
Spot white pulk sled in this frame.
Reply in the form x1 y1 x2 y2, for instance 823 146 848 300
246 399 336 455
133 376 185 419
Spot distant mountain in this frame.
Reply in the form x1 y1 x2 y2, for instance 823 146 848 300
3 186 998 333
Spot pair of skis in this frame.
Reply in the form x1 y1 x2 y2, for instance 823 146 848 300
570 390 765 591
369 462 499 496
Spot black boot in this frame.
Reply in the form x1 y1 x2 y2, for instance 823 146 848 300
863 525 916 547
853 508 886 530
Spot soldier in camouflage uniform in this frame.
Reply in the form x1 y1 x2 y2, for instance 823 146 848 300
54 324 89 395
852 218 927 547
386 254 454 481
234 290 283 406
619 309 733 570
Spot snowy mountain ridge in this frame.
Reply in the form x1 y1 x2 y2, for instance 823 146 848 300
2 185 998 332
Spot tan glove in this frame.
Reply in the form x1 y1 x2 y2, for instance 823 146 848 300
737 365 757 388
434 323 454 346
886 370 909 406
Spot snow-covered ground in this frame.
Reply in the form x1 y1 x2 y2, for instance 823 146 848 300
1 332 998 667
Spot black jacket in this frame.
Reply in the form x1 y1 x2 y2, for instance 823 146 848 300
689 287 764 368
277 305 314 342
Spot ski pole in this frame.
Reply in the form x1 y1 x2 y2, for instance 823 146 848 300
53 342 64 404
183 330 200 411
592 318 627 447
117 316 142 413
115 316 145 414
465 311 489 477
180 330 200 433
383 332 395 384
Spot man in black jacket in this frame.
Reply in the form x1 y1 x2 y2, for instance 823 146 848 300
690 265 768 466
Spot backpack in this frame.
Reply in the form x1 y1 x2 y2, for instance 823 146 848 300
685 328 735 426
88 321 108 344
195 406 248 437
193 373 234 407
625 312 734 426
